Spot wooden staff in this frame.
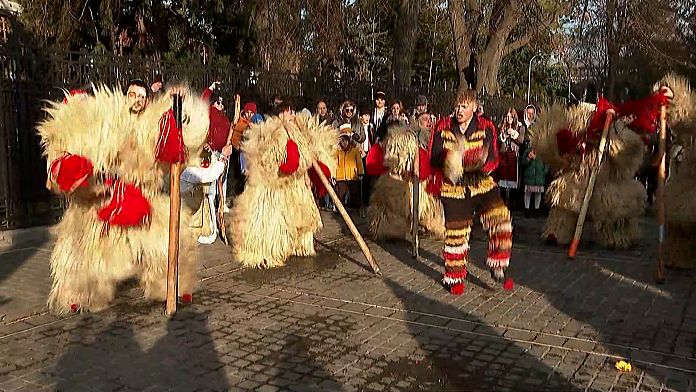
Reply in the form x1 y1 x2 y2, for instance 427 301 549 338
312 161 381 275
165 94 183 317
411 135 420 259
568 109 615 258
656 104 667 284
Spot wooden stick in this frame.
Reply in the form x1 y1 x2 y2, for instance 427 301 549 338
656 105 667 284
568 109 615 258
312 161 381 275
165 94 183 317
411 140 420 259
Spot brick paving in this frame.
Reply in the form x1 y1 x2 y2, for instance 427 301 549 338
0 211 695 391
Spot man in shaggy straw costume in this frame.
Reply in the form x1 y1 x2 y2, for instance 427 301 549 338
659 73 696 269
367 121 445 241
532 82 673 249
429 89 512 295
38 82 210 313
227 100 338 269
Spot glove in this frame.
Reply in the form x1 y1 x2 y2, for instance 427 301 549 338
351 132 361 143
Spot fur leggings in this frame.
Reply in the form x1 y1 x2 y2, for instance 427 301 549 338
441 187 513 287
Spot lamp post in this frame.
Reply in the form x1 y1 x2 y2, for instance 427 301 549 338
526 54 544 104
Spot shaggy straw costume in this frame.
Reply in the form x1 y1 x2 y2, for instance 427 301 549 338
228 114 337 268
659 74 696 268
38 86 209 313
534 93 666 248
368 125 444 240
430 116 511 295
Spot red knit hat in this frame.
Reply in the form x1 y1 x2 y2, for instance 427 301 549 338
243 102 257 113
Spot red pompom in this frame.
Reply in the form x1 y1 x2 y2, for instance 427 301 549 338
309 161 332 198
279 139 300 175
365 143 388 176
503 278 514 291
449 282 465 295
70 303 79 312
155 109 187 164
50 153 94 193
97 181 151 228
618 92 669 134
180 293 193 303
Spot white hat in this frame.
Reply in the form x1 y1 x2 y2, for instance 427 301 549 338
338 123 352 134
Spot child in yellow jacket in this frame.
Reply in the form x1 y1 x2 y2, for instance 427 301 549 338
334 124 364 208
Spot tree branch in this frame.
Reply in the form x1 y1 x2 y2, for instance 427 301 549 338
504 34 532 56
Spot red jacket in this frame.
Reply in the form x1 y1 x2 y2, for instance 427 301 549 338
201 88 231 152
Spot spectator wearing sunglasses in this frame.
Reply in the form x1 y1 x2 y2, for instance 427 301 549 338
332 100 366 144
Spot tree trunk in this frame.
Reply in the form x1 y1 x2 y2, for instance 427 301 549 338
475 1 529 95
393 0 421 90
605 0 622 100
448 0 475 92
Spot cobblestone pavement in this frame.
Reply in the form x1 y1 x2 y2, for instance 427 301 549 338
0 211 695 391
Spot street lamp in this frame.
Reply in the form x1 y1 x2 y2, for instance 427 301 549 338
526 54 545 104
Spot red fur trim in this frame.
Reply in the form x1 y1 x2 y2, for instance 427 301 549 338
365 143 388 176
463 146 484 167
97 181 151 228
279 139 300 174
50 153 94 193
309 161 331 198
449 282 464 295
479 116 499 173
443 251 468 261
488 250 512 260
418 147 431 180
155 109 187 164
444 270 468 279
425 169 444 196
491 231 513 240
503 278 514 291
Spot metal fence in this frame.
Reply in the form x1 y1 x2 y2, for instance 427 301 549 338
0 12 529 230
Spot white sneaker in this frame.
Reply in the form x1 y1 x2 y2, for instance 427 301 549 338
198 231 217 244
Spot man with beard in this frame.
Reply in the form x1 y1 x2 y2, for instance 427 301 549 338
429 89 512 295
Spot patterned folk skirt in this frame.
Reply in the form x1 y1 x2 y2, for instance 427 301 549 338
497 150 518 189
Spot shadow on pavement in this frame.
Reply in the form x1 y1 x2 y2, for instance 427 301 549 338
55 309 229 391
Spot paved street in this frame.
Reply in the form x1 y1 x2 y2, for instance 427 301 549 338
0 211 695 391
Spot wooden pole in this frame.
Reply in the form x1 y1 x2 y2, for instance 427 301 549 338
312 161 382 275
165 95 183 317
411 136 420 259
656 105 667 284
568 109 615 258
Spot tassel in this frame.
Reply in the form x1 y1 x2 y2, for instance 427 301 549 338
279 139 300 175
97 180 151 229
155 109 187 164
308 161 331 198
49 153 94 193
425 169 443 196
